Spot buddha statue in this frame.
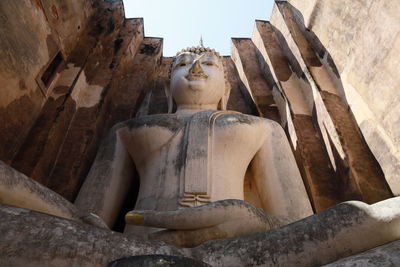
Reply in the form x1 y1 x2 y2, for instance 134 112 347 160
1 47 399 265
74 46 313 247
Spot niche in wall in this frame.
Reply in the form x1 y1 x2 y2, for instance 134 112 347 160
36 51 64 95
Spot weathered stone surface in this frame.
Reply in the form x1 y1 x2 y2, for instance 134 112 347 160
320 90 392 203
45 18 143 201
0 160 108 229
0 205 187 267
108 255 211 267
222 56 258 115
271 1 393 204
0 0 53 162
0 160 79 220
231 38 281 122
146 57 173 115
103 37 163 130
277 0 400 195
192 197 400 266
323 240 400 267
0 0 100 164
1 197 399 266
252 20 341 211
74 37 163 227
39 0 96 55
11 58 86 185
10 3 144 201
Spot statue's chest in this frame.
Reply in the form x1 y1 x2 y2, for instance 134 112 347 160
129 120 256 167
126 112 261 208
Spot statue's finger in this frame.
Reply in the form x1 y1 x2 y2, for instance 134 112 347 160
125 199 273 230
149 226 229 248
148 213 274 248
125 207 224 229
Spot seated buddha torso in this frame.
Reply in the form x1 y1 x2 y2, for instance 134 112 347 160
117 111 271 212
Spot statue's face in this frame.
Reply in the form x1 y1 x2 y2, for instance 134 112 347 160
170 52 225 108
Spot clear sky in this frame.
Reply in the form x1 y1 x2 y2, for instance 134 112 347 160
123 0 274 56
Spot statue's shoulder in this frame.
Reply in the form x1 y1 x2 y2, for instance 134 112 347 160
111 114 185 132
218 111 281 129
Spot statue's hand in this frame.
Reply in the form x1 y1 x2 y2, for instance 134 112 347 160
77 211 109 229
125 199 289 247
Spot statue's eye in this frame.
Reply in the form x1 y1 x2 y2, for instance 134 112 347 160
179 62 187 67
202 61 214 66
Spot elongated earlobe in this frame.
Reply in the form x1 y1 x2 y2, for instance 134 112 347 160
218 66 229 111
164 83 173 114
218 95 227 111
218 81 229 110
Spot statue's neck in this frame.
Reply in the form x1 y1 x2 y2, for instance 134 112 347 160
175 104 219 115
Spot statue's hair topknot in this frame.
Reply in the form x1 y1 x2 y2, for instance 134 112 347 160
175 46 220 57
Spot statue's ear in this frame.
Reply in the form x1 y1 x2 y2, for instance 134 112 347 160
164 81 173 114
218 96 227 111
218 80 230 111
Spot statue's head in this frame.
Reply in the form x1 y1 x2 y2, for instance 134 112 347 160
167 46 227 113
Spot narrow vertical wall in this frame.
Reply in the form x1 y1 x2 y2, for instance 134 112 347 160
231 38 281 122
252 20 341 211
283 0 400 196
223 57 259 115
11 2 138 200
3 0 163 201
270 1 393 203
0 0 95 163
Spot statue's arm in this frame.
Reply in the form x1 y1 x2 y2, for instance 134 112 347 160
0 160 80 220
250 121 313 221
0 160 108 229
74 122 135 228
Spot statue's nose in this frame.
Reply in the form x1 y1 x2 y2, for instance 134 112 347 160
189 59 203 74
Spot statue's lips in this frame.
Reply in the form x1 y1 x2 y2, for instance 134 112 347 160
185 74 208 81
